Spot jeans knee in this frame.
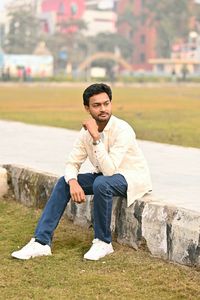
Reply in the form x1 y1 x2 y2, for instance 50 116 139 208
93 176 109 195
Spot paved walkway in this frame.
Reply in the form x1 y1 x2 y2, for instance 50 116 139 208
0 120 200 212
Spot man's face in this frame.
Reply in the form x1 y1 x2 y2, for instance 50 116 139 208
85 92 112 123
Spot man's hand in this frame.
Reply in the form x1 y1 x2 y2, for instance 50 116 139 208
68 179 86 203
82 119 100 141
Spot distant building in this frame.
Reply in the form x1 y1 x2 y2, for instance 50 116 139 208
1 53 54 78
33 41 52 56
39 0 85 34
82 9 117 36
39 0 117 36
116 0 157 71
85 0 115 10
0 31 53 78
149 31 200 75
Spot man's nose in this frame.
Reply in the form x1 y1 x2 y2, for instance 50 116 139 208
100 105 106 111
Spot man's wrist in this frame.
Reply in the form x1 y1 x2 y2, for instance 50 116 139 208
92 134 100 141
68 178 77 184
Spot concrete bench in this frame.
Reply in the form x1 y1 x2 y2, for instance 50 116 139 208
3 164 200 267
0 166 8 197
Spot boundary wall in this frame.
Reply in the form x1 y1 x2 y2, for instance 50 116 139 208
1 164 200 267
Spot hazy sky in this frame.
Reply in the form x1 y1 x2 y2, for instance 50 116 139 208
0 0 11 12
0 0 5 11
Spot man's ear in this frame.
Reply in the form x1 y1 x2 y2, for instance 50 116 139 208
84 105 89 113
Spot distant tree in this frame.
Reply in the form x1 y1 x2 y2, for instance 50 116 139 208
192 1 200 31
45 19 88 72
144 0 192 57
4 4 40 54
117 0 195 58
46 32 89 72
91 32 133 60
117 9 138 31
88 32 133 71
79 32 133 80
116 3 139 56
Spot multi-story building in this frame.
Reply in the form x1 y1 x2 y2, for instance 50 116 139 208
39 0 117 36
83 0 117 36
39 0 85 34
149 31 200 76
116 0 157 71
1 0 158 73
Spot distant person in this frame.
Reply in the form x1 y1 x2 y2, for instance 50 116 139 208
23 67 27 82
181 65 188 81
17 68 23 81
107 67 115 84
26 66 32 81
41 69 46 80
1 69 6 81
1 67 10 81
11 83 152 261
171 68 177 82
5 67 11 81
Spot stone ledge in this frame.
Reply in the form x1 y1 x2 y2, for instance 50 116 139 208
3 164 200 267
0 166 9 197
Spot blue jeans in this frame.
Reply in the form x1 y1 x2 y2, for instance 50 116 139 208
35 173 127 246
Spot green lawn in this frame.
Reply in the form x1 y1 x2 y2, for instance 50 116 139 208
1 196 200 300
0 84 200 148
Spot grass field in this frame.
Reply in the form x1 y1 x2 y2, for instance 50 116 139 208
1 196 200 300
0 84 200 148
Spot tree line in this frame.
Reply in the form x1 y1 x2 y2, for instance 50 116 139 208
3 0 200 71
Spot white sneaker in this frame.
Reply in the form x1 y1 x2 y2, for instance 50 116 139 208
11 238 52 260
84 239 114 261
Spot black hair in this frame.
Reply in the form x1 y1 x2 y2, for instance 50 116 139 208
83 83 112 106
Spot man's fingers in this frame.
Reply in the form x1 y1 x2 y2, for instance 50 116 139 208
69 180 86 203
77 191 86 203
71 191 85 203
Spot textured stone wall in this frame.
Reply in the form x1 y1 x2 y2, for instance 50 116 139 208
142 203 200 266
3 164 200 267
4 164 57 208
0 167 8 197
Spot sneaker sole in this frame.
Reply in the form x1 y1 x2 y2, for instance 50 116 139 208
11 252 52 260
84 249 114 261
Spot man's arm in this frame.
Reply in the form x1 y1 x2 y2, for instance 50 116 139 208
93 128 135 175
83 118 135 176
64 129 88 182
64 129 88 203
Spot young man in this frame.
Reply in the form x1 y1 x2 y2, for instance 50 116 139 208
11 83 152 261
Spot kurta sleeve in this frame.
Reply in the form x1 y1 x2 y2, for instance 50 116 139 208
64 129 88 182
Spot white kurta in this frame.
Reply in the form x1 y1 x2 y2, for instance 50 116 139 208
64 115 152 207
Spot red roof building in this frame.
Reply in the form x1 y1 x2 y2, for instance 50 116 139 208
41 0 85 33
117 0 157 71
